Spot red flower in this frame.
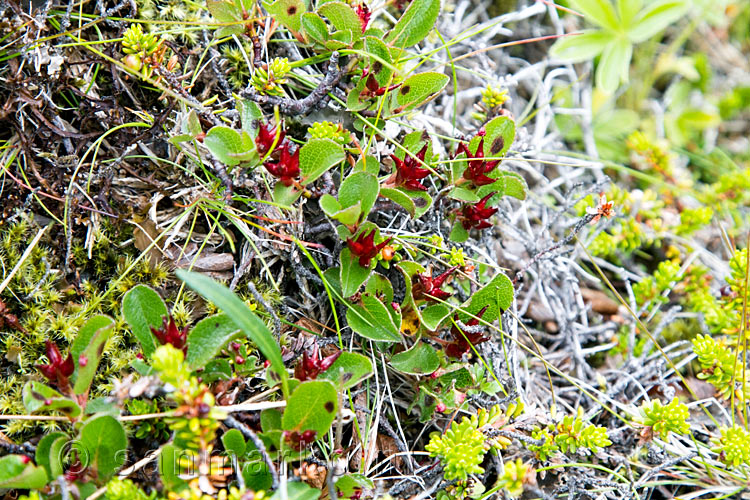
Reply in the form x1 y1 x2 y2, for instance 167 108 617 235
151 316 189 354
347 229 392 268
458 192 498 230
36 341 74 389
264 143 300 187
294 344 342 381
256 121 285 156
412 266 458 302
355 3 370 33
283 429 318 451
389 143 431 191
455 135 500 187
445 306 489 358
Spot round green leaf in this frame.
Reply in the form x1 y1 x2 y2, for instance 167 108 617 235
281 380 338 434
299 138 345 185
0 455 48 490
186 313 241 370
391 341 439 375
395 72 449 110
122 284 166 358
346 293 401 342
319 352 373 389
385 0 441 48
77 415 128 482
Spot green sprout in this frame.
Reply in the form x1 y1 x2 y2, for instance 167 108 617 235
498 459 533 498
308 121 351 145
554 408 612 454
713 425 750 468
250 58 291 96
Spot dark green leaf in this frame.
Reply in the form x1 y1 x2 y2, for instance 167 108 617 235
318 2 362 39
186 313 241 370
35 432 67 479
281 380 338 434
460 272 514 324
71 315 114 395
482 115 515 158
300 139 345 184
385 0 441 48
77 415 128 482
221 429 246 457
301 13 329 44
339 248 372 297
338 172 379 217
122 285 166 358
391 341 439 375
346 293 401 342
395 72 449 110
177 271 286 389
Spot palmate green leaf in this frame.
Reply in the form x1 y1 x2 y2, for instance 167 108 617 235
627 0 688 43
264 0 306 34
122 284 166 358
391 341 439 375
385 0 441 48
346 293 402 342
70 315 114 395
318 2 362 39
319 351 373 389
395 72 449 111
569 0 620 31
186 313 241 370
176 270 286 388
23 381 82 417
0 455 48 490
76 415 128 482
550 30 614 62
281 380 338 434
299 138 345 184
596 36 632 93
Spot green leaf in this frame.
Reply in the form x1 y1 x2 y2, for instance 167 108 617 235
439 367 473 388
222 429 247 457
36 432 67 479
391 341 439 375
477 171 528 202
449 186 480 203
421 303 451 331
550 30 613 62
461 272 514 324
177 270 286 389
281 380 338 434
122 284 167 358
273 182 303 206
183 110 202 137
70 315 114 395
0 455 48 490
408 189 433 218
380 187 416 217
395 72 449 111
76 415 128 482
159 444 186 491
238 100 263 138
22 381 81 417
186 314 241 370
346 293 401 342
301 13 329 44
207 0 241 23
204 126 255 167
261 409 283 432
570 0 620 31
449 219 469 243
319 352 373 389
270 482 321 500
627 0 688 43
336 474 374 498
339 248 372 297
299 138 345 184
482 115 515 158
339 172 379 217
385 0 441 48
617 0 642 25
320 196 363 226
365 37 393 86
264 0 306 34
595 36 632 93
318 2 362 39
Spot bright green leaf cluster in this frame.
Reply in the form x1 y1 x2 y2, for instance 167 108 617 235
498 459 532 498
713 425 750 468
106 478 157 500
308 121 350 145
425 417 488 481
633 259 681 307
636 398 690 440
554 408 612 454
251 58 291 96
691 333 750 400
